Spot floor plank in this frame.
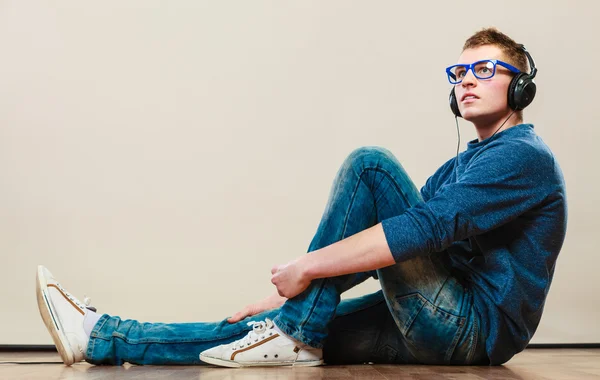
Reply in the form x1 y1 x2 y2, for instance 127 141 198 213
0 349 598 380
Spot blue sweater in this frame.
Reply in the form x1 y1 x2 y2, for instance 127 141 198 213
381 124 567 365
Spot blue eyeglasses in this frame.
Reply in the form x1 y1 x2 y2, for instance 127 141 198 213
445 59 521 84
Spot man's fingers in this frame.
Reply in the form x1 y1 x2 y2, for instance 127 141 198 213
227 307 249 323
227 312 243 323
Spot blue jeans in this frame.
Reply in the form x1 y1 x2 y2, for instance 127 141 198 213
86 147 489 366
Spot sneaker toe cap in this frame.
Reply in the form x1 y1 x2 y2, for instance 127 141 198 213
200 344 230 360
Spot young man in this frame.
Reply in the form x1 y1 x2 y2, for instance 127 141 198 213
36 27 567 367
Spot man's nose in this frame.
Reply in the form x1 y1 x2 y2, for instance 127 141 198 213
461 68 477 88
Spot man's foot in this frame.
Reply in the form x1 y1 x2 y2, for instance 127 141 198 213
36 265 95 366
199 318 323 368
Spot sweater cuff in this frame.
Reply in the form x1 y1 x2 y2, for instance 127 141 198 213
381 212 429 263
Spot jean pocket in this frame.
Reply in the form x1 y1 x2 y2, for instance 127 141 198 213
394 293 466 364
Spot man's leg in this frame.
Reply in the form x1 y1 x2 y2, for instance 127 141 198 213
36 265 281 365
37 147 395 367
323 285 486 365
198 145 431 367
86 309 281 365
273 146 486 365
375 255 488 365
38 146 483 366
273 146 423 347
323 290 418 364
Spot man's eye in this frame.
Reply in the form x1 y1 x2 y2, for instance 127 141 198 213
475 61 495 76
456 69 466 78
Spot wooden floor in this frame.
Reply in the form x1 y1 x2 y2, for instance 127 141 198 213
0 349 599 379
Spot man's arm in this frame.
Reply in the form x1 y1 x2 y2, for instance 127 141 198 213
300 223 394 280
294 155 461 280
271 223 395 298
272 140 554 298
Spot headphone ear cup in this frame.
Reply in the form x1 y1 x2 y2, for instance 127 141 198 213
508 73 536 110
516 78 536 110
507 73 524 110
449 88 461 117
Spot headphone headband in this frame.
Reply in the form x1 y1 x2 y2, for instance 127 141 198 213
519 45 537 79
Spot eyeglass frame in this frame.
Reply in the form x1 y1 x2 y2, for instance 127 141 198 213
445 59 521 85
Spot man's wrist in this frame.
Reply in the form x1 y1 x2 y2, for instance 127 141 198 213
298 253 317 282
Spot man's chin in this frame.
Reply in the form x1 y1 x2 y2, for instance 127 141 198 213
461 109 496 124
460 110 482 123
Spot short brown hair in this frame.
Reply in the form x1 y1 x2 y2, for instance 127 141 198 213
463 27 528 119
463 27 528 72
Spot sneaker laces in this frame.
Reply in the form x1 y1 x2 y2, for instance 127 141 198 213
83 296 97 313
55 282 97 312
233 318 276 350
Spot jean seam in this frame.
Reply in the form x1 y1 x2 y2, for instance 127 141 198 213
273 316 323 349
361 167 416 209
335 297 387 318
107 328 251 345
340 168 366 238
394 293 426 334
89 313 110 338
92 332 249 344
421 287 467 363
403 294 465 363
295 280 327 335
346 166 416 239
86 335 95 361
466 314 479 364
89 315 252 345
431 274 450 306
86 313 110 360
445 316 466 362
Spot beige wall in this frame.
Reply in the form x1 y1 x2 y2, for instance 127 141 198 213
1 1 598 344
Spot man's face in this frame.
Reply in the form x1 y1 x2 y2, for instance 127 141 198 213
454 45 515 123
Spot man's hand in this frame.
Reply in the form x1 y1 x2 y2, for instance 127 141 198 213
270 257 311 299
227 292 287 323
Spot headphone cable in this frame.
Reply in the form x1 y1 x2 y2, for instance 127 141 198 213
455 110 517 163
455 115 461 161
488 110 516 143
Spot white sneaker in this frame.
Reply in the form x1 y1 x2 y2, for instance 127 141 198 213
199 318 323 368
36 265 95 366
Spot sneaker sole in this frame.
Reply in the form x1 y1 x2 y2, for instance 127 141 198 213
199 353 323 368
36 265 75 366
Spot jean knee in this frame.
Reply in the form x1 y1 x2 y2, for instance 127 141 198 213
347 146 393 163
345 146 402 173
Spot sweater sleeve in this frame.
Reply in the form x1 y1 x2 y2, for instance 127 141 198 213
381 141 552 263
419 177 433 202
420 156 457 202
